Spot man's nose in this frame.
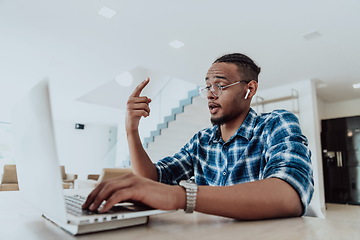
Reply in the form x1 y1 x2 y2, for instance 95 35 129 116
207 89 218 99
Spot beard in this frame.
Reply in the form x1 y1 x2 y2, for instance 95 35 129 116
210 110 240 126
210 95 247 126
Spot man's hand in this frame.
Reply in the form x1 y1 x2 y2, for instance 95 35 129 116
82 173 185 213
124 77 158 180
126 78 152 132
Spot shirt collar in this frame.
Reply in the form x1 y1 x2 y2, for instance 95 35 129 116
209 108 258 144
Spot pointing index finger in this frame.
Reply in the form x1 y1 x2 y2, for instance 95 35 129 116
131 78 150 97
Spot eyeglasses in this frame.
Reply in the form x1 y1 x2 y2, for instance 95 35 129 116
198 80 250 98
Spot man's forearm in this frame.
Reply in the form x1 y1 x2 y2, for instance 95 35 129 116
127 129 158 181
194 178 302 220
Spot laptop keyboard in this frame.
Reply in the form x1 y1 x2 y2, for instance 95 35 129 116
64 194 154 217
65 194 95 216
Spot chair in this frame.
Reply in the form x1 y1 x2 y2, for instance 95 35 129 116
97 168 133 182
0 165 77 190
74 168 132 188
0 164 19 191
87 174 100 181
59 165 78 187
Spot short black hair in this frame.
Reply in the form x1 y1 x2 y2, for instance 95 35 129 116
213 53 261 82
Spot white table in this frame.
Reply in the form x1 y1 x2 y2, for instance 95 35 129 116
0 191 359 240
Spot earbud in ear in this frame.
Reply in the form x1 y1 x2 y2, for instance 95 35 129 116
244 89 250 99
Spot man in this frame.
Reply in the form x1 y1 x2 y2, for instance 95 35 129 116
83 53 314 220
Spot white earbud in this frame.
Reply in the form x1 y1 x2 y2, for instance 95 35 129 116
244 89 250 99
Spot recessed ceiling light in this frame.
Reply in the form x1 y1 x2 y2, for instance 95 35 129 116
115 71 133 87
98 6 117 19
169 40 185 49
303 30 321 41
353 83 360 89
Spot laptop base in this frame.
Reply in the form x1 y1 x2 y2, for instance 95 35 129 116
43 214 149 235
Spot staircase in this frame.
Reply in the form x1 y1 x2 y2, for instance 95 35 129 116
144 89 211 161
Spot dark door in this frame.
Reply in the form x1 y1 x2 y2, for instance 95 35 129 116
321 116 360 205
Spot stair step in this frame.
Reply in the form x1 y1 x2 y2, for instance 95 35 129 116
155 127 192 138
153 131 194 144
147 146 181 161
167 120 206 132
191 96 207 105
174 113 210 127
183 98 207 112
144 92 211 160
147 142 183 153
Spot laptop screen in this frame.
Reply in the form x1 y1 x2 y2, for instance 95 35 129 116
12 79 68 223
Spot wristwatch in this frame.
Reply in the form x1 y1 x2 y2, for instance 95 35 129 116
179 176 198 213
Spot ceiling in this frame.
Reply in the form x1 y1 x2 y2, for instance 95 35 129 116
1 0 360 126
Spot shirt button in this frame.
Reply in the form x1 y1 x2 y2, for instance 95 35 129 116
222 172 227 176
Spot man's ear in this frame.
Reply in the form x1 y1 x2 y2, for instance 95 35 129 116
246 80 258 100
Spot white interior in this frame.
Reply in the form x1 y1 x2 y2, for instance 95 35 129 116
1 0 360 218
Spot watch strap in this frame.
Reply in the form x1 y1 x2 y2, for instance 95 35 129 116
180 177 198 213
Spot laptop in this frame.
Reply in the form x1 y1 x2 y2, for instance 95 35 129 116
11 79 170 235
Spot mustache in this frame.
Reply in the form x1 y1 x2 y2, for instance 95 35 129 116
208 102 221 108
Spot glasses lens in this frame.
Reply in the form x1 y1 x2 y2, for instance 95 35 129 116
199 87 208 98
198 85 222 98
212 84 222 96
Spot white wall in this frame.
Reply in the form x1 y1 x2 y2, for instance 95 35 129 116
54 120 112 180
115 115 129 168
255 79 325 215
0 122 14 177
319 98 360 120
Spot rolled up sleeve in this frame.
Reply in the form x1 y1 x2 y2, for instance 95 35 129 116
262 111 314 214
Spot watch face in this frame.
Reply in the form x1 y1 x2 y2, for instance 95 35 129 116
181 181 198 190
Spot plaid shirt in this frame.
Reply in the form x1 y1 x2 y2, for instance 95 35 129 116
155 108 314 213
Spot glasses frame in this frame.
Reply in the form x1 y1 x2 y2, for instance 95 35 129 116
199 80 250 98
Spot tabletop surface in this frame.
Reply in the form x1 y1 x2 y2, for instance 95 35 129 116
1 191 359 240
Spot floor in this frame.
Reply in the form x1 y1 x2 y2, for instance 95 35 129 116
325 203 360 223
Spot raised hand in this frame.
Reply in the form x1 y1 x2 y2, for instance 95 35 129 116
126 78 152 132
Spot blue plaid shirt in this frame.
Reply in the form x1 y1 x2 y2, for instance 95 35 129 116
155 108 314 213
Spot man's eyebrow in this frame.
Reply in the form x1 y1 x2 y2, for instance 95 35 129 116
205 75 230 81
